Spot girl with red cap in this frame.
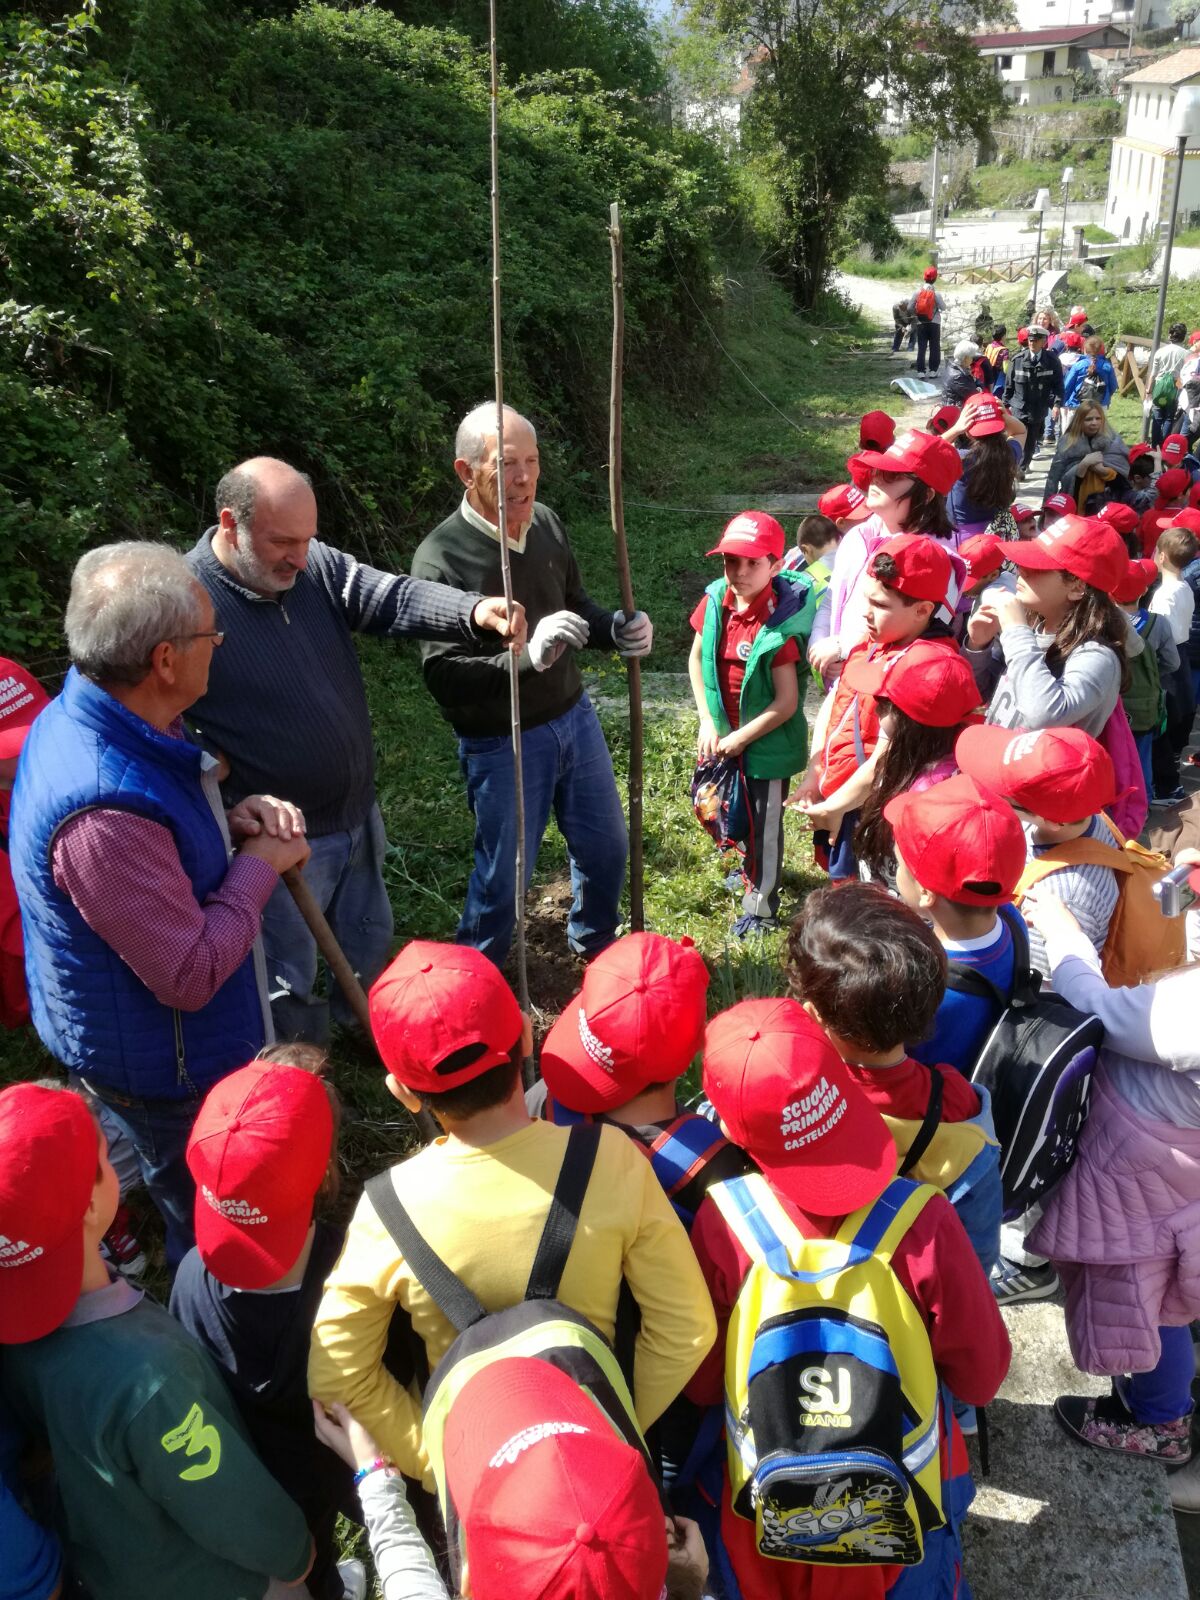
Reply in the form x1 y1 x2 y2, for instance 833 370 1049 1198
963 513 1131 742
813 430 962 680
940 392 1026 536
1043 400 1132 515
1140 467 1191 556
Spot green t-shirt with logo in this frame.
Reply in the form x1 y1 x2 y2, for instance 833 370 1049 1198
0 1283 311 1600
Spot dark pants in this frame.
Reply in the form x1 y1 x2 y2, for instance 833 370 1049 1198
77 1076 199 1268
892 322 915 353
1152 656 1196 797
1018 412 1048 471
915 321 940 374
742 776 788 920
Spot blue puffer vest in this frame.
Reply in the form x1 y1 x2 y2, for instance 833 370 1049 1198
10 668 268 1100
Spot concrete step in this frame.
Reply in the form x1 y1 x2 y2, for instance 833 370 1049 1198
962 1297 1187 1600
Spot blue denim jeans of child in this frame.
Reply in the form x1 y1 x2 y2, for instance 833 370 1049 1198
75 1075 200 1269
260 802 394 1045
456 694 627 965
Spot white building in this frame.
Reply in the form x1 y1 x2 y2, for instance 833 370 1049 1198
1106 49 1200 240
972 23 1132 106
1008 0 1165 29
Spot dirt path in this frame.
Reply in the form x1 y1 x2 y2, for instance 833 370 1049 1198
834 270 997 352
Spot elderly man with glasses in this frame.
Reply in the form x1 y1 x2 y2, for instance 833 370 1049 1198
10 541 312 1265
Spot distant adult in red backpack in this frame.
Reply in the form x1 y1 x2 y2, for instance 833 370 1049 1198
910 267 945 378
0 660 49 1029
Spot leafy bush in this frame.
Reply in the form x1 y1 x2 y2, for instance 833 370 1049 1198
1 1 736 658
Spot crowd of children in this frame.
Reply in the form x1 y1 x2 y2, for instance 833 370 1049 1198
10 314 1200 1600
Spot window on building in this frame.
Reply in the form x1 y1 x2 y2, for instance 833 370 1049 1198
999 53 1013 68
1043 50 1056 73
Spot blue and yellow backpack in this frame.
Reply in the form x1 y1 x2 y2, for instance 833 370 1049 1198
710 1172 944 1567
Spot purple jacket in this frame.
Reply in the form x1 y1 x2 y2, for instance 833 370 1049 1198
1031 1071 1200 1375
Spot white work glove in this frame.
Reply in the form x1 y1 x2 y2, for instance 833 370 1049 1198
612 609 653 658
528 610 589 672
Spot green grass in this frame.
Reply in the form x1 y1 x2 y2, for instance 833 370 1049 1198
839 242 933 281
966 149 1111 209
1083 224 1118 244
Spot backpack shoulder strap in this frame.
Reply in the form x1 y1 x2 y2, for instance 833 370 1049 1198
898 1066 943 1178
647 1114 730 1200
840 1177 938 1265
525 1124 601 1302
365 1171 487 1334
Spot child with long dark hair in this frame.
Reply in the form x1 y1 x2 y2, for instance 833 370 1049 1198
943 393 1026 536
853 644 984 883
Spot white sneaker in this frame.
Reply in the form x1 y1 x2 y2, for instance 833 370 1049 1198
338 1558 367 1600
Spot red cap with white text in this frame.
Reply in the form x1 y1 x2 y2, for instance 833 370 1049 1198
853 429 963 496
1004 515 1128 595
0 660 49 761
703 998 895 1214
187 1062 334 1290
818 482 869 523
955 724 1118 824
707 510 785 560
1161 433 1190 467
1099 502 1138 537
0 1084 98 1344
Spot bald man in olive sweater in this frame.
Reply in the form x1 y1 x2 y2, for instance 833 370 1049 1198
410 404 654 965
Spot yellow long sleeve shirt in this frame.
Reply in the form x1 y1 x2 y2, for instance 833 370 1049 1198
308 1120 716 1483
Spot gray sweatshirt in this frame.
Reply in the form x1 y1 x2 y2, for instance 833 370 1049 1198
357 1472 449 1600
965 621 1135 737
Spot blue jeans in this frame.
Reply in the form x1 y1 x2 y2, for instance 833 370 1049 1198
1135 729 1155 798
76 1076 199 1269
1124 1324 1195 1423
260 802 394 1044
457 694 627 965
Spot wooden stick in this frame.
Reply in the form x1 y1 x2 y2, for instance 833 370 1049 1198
282 867 440 1145
608 201 644 932
487 0 535 1083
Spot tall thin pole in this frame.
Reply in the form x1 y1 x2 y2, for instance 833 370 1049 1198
1033 211 1045 306
486 0 532 1042
1059 180 1069 269
608 202 644 932
1143 132 1188 442
928 138 940 247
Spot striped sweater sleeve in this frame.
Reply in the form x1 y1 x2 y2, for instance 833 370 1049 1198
311 541 483 642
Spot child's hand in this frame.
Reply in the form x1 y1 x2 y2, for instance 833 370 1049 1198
312 1399 382 1473
1022 891 1081 940
808 638 841 674
966 604 1001 648
785 770 822 809
697 716 721 760
991 591 1029 632
716 728 749 759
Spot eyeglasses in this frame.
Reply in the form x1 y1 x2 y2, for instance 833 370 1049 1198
175 630 225 646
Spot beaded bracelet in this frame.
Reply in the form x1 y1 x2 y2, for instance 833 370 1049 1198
353 1456 394 1487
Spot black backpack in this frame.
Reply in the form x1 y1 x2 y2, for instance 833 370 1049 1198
945 908 1104 1220
366 1125 657 1584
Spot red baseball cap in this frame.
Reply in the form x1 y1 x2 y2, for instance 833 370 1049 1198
854 429 962 496
961 392 1007 437
0 660 50 761
540 934 709 1113
817 482 869 524
1190 330 1200 346
1063 331 1085 352
926 404 961 436
707 510 785 560
867 532 958 614
187 1063 333 1290
885 773 1027 907
1042 492 1075 518
846 638 982 728
1099 502 1139 536
704 999 895 1214
1157 467 1190 501
1170 508 1200 537
1016 327 1029 345
957 532 1006 584
0 1085 99 1344
1112 558 1159 604
1128 442 1154 466
860 410 896 453
1012 502 1037 525
1161 434 1190 467
955 725 1117 824
1068 310 1088 328
369 941 523 1093
1005 515 1128 595
443 1358 667 1600
923 266 938 283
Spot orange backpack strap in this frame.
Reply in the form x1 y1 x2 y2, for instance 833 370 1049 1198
1015 837 1130 898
